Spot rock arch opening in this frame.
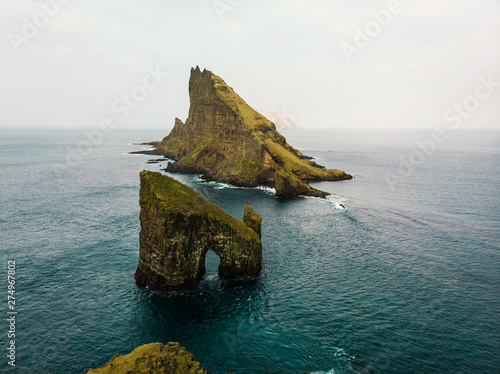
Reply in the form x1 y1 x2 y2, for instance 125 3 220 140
203 249 220 276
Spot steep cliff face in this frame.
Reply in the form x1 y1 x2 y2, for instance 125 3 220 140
134 171 262 291
243 206 262 239
154 67 351 198
84 342 215 374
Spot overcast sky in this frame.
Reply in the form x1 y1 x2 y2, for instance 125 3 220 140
1 0 499 130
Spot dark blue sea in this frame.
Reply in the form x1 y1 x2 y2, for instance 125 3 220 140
1 128 499 374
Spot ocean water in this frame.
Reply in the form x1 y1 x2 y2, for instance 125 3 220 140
0 128 499 374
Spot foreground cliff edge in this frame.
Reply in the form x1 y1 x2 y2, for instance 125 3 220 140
84 342 221 374
134 171 262 291
144 67 352 198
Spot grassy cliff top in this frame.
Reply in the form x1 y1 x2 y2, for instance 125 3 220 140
141 171 260 240
84 342 212 374
205 70 346 179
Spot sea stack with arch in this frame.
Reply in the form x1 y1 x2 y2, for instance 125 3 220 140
134 171 262 291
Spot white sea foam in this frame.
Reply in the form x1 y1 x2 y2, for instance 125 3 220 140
194 175 345 202
326 195 348 210
196 177 276 195
214 183 232 190
200 180 234 190
310 346 354 373
301 193 347 210
256 185 276 194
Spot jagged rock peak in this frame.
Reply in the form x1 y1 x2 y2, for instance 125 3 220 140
152 67 351 197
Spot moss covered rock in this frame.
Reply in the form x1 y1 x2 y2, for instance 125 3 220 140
84 342 213 374
243 206 262 239
134 171 262 291
151 67 351 198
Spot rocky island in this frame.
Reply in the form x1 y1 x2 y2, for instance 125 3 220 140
144 67 351 198
134 171 262 291
84 342 219 374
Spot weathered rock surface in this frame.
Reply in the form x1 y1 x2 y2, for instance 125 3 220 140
134 171 262 291
84 342 215 374
150 67 351 198
243 206 261 239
